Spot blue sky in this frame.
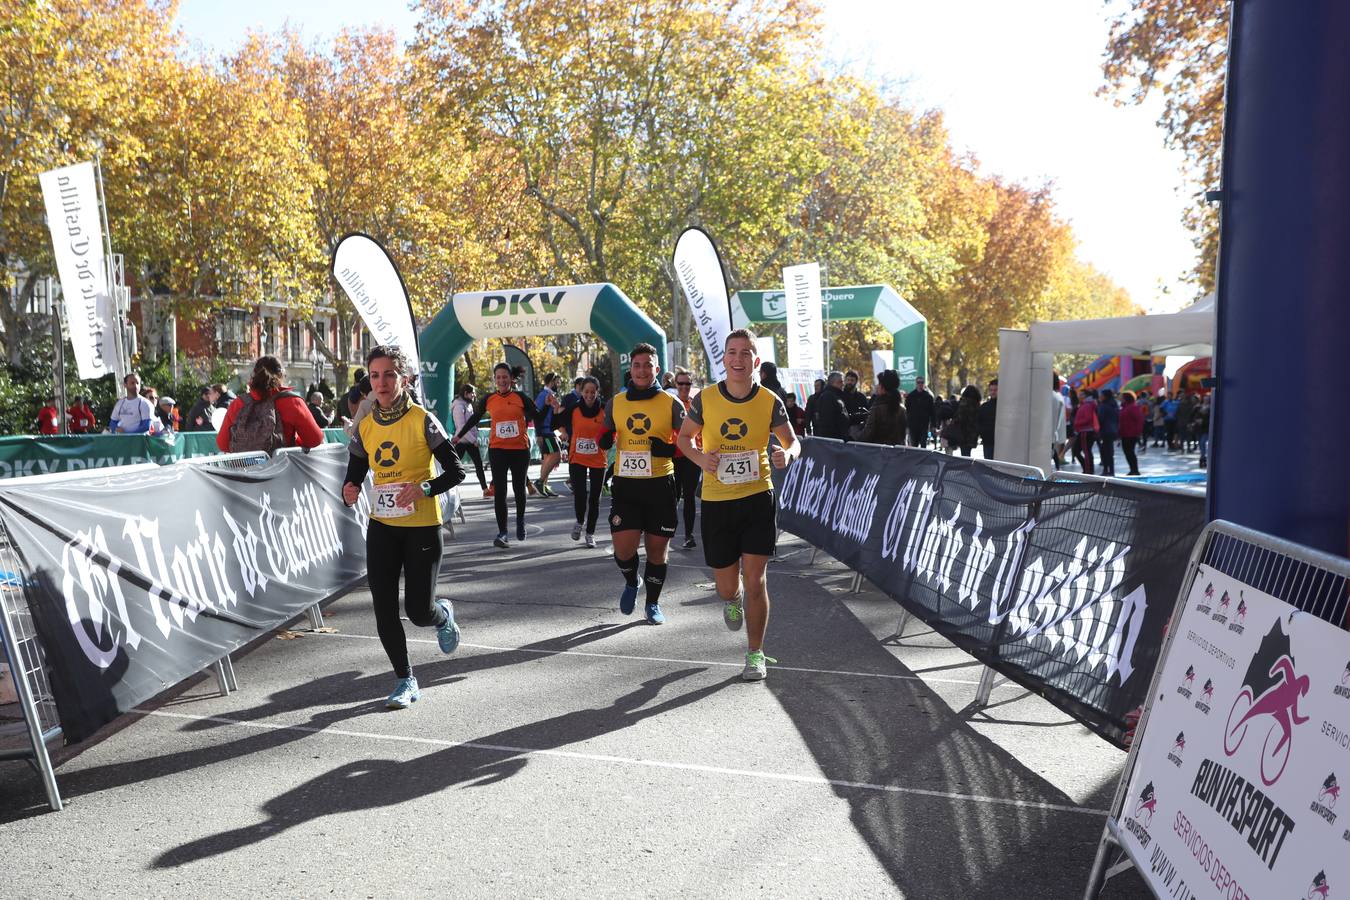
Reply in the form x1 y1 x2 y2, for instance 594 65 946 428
176 0 1196 313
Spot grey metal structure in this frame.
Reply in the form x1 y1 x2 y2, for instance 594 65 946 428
0 516 63 811
1082 519 1350 898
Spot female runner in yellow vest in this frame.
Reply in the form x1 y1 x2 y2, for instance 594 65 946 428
677 329 799 681
342 345 467 709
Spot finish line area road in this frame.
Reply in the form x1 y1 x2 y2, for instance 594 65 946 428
1 485 1151 899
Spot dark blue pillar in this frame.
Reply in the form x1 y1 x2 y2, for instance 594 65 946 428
1210 1 1350 556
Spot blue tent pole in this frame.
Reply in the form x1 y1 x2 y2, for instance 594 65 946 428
1209 1 1350 556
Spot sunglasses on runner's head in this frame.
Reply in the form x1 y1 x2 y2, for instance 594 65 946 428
676 380 691 387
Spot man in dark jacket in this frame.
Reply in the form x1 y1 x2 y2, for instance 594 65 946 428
811 372 851 440
977 379 998 459
184 386 217 431
842 369 869 423
906 376 936 447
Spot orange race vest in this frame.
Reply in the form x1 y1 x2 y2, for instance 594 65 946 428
486 391 529 450
568 407 608 468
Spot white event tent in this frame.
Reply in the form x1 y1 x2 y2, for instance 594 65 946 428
994 295 1215 469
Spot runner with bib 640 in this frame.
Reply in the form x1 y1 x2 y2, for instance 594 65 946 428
677 329 798 681
342 345 466 710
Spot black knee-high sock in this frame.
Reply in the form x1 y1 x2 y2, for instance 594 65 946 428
616 554 639 587
643 562 667 605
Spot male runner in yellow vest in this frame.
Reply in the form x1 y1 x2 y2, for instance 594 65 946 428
676 329 799 680
600 342 685 624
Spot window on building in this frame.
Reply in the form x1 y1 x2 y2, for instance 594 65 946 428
260 317 278 357
288 321 304 361
221 309 249 359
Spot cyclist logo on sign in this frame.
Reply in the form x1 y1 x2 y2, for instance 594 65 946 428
626 413 651 435
374 440 401 468
1133 782 1157 826
1307 871 1330 900
1224 619 1311 786
1173 733 1186 753
1320 773 1341 808
1236 595 1247 624
719 418 748 441
1219 591 1232 614
1201 679 1214 702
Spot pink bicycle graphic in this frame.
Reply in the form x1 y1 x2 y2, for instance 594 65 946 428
1224 656 1310 786
1307 872 1330 900
1319 780 1341 808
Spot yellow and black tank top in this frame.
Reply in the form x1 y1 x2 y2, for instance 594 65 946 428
695 383 787 501
607 389 683 479
356 401 444 527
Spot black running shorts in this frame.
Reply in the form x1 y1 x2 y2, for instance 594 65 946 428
701 490 777 569
538 435 561 455
608 475 677 537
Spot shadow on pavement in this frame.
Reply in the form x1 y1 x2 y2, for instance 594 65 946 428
764 573 1119 899
152 666 735 868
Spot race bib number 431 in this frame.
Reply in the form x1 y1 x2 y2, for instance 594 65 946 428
718 450 759 485
372 483 414 518
618 450 652 476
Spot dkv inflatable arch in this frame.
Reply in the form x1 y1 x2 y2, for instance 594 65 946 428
730 284 927 390
419 283 667 417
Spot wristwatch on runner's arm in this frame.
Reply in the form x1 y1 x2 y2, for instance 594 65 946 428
421 481 433 497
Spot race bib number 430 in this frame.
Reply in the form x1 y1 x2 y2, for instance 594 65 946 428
718 450 760 485
495 420 520 439
372 483 414 518
618 450 652 476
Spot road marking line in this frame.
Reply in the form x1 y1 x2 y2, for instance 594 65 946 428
136 708 1105 817
306 630 1015 688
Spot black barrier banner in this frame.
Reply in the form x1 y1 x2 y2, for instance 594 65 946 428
775 440 1205 745
0 447 369 742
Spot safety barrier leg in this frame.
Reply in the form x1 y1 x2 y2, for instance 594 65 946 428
973 666 1005 708
222 654 238 692
848 572 864 593
894 608 911 638
305 604 325 630
0 616 62 812
211 658 231 696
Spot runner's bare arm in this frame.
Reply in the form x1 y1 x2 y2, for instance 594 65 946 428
677 417 718 474
770 423 800 469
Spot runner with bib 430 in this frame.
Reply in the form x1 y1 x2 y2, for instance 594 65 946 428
677 329 798 681
342 345 466 709
600 343 685 624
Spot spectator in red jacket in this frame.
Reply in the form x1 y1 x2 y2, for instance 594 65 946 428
36 398 60 435
217 355 324 453
67 396 97 433
1118 390 1146 476
1072 389 1099 474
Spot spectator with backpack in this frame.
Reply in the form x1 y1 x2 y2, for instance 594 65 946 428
217 355 324 454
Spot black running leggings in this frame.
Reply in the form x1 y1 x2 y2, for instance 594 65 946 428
367 519 446 679
569 462 605 534
489 446 529 535
674 455 701 537
457 442 487 490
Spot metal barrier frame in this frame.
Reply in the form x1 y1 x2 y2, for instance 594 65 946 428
0 516 63 811
1082 519 1350 898
0 448 355 809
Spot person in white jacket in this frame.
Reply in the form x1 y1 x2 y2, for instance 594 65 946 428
450 384 489 495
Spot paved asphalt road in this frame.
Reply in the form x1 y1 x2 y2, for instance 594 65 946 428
1 480 1154 899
